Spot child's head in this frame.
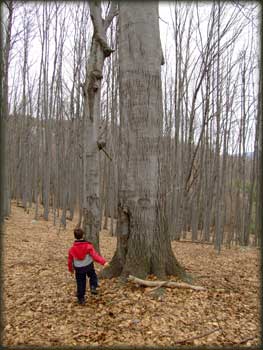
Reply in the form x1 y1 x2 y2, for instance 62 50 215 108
74 228 84 240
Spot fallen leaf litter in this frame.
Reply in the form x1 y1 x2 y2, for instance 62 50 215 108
2 204 260 346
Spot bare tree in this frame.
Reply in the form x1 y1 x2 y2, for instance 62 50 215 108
82 0 117 251
258 65 262 248
2 0 14 217
1 2 6 221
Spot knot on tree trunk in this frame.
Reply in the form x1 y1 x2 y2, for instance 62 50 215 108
97 140 106 150
103 46 115 57
90 69 103 92
91 69 103 80
94 32 115 58
93 82 99 91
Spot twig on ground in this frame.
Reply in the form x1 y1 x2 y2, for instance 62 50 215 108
238 336 256 344
209 301 232 342
176 240 213 245
173 327 221 344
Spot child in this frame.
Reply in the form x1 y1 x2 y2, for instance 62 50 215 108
68 228 109 305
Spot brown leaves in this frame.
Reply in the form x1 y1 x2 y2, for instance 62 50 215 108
2 204 260 346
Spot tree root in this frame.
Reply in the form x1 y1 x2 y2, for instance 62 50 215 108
128 275 206 291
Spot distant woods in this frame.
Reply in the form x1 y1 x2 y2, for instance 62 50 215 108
2 2 260 249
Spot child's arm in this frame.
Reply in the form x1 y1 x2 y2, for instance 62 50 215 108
88 245 107 266
68 250 74 272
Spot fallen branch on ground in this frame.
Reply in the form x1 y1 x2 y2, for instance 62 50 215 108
128 275 206 291
173 327 220 344
176 239 213 245
145 281 170 293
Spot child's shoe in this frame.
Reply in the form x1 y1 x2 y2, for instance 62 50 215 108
78 298 85 305
91 287 98 295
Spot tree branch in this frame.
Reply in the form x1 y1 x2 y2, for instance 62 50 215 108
104 1 118 30
89 0 114 57
128 275 206 291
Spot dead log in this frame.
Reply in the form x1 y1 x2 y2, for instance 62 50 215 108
128 275 206 291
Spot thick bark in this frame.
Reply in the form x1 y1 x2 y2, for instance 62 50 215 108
101 2 189 282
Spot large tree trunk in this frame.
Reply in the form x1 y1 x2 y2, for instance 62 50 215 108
102 2 189 281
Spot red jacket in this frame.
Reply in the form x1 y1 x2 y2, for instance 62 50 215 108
68 240 106 272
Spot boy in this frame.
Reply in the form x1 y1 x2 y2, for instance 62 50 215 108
68 228 109 305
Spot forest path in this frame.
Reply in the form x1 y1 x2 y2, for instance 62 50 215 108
2 204 260 346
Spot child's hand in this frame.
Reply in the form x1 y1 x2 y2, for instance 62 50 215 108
104 262 109 268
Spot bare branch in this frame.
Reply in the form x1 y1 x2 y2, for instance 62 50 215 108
103 1 118 30
89 0 114 57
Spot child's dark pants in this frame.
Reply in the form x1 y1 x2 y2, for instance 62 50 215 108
75 262 98 301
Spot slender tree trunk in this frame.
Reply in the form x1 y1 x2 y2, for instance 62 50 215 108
0 3 6 226
2 0 14 217
82 1 117 251
258 60 263 250
214 3 223 252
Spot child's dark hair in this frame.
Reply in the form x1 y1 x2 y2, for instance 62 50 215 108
74 228 84 240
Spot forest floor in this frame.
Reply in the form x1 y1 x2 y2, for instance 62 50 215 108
2 204 260 347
